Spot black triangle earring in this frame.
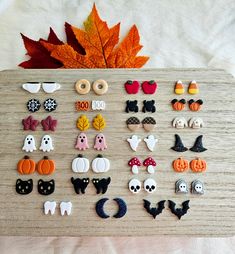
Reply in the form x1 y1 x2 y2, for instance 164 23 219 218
190 135 207 152
171 134 188 152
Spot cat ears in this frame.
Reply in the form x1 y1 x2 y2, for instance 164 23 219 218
38 179 54 185
16 179 33 184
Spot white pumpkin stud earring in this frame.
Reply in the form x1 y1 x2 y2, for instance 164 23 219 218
92 154 110 173
22 135 37 153
72 154 90 173
144 135 158 151
127 135 141 151
40 134 54 152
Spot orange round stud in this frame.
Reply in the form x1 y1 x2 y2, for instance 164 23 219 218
172 157 189 172
190 158 207 172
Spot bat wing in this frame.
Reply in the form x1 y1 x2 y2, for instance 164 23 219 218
143 199 165 219
168 200 190 219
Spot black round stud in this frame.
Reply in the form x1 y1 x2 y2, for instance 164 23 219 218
27 99 41 113
43 98 57 112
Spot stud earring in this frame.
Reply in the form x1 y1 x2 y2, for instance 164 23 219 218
191 180 204 194
128 157 141 174
126 100 139 113
124 80 140 94
190 135 207 152
174 80 184 94
171 134 188 152
175 179 188 194
75 79 91 95
188 99 203 111
92 79 108 95
188 80 199 94
171 99 186 111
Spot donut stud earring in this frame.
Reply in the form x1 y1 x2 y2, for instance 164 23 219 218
92 79 108 95
75 79 91 95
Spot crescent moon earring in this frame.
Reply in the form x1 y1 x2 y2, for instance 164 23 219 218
95 198 127 219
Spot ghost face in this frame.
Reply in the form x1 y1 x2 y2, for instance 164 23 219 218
22 135 36 152
94 133 107 151
75 132 89 150
40 135 54 152
175 179 188 194
192 180 204 194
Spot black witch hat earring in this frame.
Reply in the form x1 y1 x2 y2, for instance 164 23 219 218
190 135 207 152
171 134 188 152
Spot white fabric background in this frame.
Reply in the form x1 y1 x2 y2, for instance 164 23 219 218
0 0 234 253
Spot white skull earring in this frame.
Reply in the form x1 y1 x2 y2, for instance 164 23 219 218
129 179 141 194
144 178 156 193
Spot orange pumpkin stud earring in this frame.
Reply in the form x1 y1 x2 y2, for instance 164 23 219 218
172 157 189 172
174 80 184 95
188 99 203 111
171 99 186 111
190 158 207 173
37 156 55 175
17 155 36 174
188 80 199 94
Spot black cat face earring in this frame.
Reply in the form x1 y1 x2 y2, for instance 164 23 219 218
16 179 33 195
38 179 55 195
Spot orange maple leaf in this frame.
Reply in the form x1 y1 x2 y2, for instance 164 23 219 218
30 4 149 68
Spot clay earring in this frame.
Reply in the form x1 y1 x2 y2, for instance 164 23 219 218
171 134 188 152
188 80 199 94
174 80 184 94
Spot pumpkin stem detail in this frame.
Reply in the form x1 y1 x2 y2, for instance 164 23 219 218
97 154 103 158
24 155 30 159
43 156 49 160
77 154 83 158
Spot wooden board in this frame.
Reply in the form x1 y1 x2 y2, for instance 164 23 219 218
0 68 235 237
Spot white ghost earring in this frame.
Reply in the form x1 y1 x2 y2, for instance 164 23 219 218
175 179 188 194
22 135 37 152
144 135 158 151
40 135 54 152
127 135 141 151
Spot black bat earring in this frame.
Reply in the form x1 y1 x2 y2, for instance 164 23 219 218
143 199 166 218
168 200 190 219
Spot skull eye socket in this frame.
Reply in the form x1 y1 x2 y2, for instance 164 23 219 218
136 185 140 190
151 186 155 190
146 185 149 189
131 186 134 190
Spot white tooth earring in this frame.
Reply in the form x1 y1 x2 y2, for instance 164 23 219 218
44 201 56 215
22 82 41 93
60 201 72 216
42 82 61 93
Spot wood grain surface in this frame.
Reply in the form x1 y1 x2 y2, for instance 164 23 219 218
0 68 234 237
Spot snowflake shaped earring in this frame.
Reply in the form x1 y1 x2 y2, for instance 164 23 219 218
43 98 57 112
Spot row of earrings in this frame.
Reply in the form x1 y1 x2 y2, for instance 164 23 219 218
172 117 204 129
75 134 107 151
124 80 158 94
75 79 108 95
127 135 158 152
128 157 156 174
175 179 204 194
174 80 199 95
171 99 203 111
126 100 156 113
173 157 207 173
22 115 57 131
22 135 54 153
22 82 61 94
76 114 106 131
44 201 72 216
75 100 106 111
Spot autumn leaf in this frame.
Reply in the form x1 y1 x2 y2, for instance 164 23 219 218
92 114 106 131
77 115 90 131
19 4 149 68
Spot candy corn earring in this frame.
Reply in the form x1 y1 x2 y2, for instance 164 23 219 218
188 80 199 94
174 80 184 95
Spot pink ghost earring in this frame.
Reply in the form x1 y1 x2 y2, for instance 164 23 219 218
75 132 89 150
93 133 107 151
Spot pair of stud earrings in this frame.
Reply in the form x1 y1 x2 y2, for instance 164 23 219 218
44 201 72 216
71 177 111 194
76 114 106 131
172 134 207 153
22 82 61 94
126 117 156 132
17 156 55 175
72 154 110 174
15 178 55 195
124 80 158 94
22 134 54 153
75 79 108 95
75 133 107 151
75 100 106 111
127 135 158 152
143 199 190 219
27 98 57 113
174 80 199 95
22 115 57 131
172 157 207 173
172 117 204 129
175 179 204 195
128 157 156 174
125 100 156 113
129 178 157 194
171 99 203 111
